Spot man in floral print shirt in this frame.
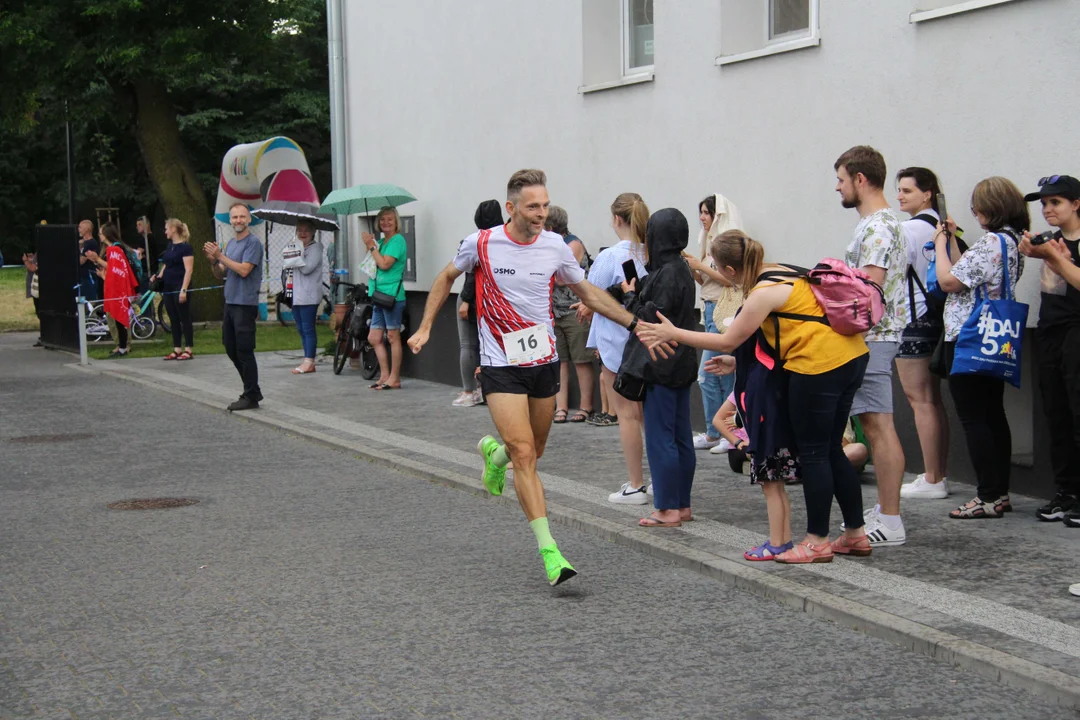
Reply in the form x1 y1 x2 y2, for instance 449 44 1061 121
835 145 910 548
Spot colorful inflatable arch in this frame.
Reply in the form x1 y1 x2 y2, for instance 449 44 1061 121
214 137 320 222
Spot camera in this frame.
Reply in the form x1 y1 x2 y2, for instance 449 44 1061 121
1030 231 1056 246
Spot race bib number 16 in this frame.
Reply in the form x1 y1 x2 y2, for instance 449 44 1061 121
503 325 551 365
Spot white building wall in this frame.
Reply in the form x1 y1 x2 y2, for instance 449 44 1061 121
340 0 1079 312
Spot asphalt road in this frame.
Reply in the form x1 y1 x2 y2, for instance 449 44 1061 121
0 337 1073 719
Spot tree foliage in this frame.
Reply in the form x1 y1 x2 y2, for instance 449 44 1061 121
0 0 330 319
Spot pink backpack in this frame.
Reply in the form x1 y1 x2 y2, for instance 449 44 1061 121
761 260 885 336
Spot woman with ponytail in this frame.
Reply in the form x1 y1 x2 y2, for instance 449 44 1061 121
579 193 651 503
638 230 873 563
156 218 195 360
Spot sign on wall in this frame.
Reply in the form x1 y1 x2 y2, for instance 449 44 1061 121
400 215 416 282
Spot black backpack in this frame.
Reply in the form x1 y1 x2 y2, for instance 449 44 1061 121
905 214 968 322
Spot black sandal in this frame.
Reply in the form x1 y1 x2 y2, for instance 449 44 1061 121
553 409 568 424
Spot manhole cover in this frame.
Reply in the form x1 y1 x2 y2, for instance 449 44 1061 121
107 498 201 511
8 433 95 444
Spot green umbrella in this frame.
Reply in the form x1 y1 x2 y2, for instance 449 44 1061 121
320 183 417 216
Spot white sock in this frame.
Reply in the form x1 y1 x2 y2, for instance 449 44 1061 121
878 513 902 530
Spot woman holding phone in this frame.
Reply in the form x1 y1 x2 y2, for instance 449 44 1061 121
577 193 651 504
895 167 952 500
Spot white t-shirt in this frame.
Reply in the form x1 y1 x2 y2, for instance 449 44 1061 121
454 224 586 367
901 208 940 322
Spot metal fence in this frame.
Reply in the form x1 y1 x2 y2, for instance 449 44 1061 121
213 221 333 296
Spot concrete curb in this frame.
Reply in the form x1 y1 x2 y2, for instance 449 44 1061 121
76 363 1080 710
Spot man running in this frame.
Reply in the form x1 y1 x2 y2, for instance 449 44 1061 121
408 169 646 586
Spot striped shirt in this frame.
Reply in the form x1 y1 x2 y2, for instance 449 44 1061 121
586 240 648 372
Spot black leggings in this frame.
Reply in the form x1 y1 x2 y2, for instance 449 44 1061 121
116 323 128 348
949 370 1011 500
163 288 194 348
787 354 869 537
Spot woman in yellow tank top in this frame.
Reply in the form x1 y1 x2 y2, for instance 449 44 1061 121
637 230 872 564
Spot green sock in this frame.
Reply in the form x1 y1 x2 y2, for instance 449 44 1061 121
530 517 555 550
492 444 510 468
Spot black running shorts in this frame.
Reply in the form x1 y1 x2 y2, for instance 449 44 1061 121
479 362 560 399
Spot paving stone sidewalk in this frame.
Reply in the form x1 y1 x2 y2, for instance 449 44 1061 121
84 347 1080 705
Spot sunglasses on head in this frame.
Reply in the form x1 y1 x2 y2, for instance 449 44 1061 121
1039 175 1062 186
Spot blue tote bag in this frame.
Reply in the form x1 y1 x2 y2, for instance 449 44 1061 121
950 233 1028 388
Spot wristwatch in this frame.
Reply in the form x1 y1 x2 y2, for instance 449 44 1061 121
627 317 639 332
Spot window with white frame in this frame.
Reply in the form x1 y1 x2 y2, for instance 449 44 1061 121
623 0 654 74
716 0 819 66
769 0 811 42
580 0 655 93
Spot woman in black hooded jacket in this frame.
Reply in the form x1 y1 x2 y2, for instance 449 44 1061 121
612 208 699 527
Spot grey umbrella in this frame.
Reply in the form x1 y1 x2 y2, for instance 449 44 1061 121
251 201 340 233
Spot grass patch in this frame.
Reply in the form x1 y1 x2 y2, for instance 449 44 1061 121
88 322 336 360
0 267 39 333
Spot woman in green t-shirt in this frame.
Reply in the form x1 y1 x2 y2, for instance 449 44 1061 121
362 206 408 390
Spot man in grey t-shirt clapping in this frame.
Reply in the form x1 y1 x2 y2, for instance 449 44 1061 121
204 203 264 411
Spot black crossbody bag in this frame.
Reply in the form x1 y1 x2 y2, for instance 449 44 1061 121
371 267 403 309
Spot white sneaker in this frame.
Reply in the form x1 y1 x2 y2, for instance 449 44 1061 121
863 514 906 547
452 391 477 408
900 474 950 499
709 438 733 455
842 504 880 531
608 482 650 505
693 433 721 450
473 388 485 405
1070 583 1080 597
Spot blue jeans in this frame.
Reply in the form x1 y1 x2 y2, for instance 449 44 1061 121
699 300 734 438
293 304 318 359
643 384 696 511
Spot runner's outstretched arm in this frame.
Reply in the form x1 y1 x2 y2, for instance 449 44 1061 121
407 261 463 354
570 279 635 328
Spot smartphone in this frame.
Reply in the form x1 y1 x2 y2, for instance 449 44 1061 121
936 193 948 225
621 259 638 284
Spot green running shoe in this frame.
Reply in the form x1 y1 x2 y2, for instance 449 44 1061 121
539 545 577 586
476 435 506 496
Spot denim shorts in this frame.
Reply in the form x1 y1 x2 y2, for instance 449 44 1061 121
371 300 406 330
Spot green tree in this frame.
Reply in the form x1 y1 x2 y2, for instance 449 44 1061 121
0 0 328 318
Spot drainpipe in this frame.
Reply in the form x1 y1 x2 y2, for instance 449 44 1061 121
327 0 349 290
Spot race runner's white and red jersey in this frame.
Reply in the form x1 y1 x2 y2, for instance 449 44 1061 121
453 224 585 367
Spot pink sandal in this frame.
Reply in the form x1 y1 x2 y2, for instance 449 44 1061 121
775 541 833 564
830 534 871 557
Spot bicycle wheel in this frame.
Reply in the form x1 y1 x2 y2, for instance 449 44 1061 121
86 322 109 342
156 298 171 334
360 343 379 380
131 315 155 340
333 325 352 375
276 295 292 327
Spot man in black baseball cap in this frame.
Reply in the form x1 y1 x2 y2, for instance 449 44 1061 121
1024 174 1080 202
1020 173 1080 526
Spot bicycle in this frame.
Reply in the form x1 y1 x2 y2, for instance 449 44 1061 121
83 298 156 342
331 281 409 378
